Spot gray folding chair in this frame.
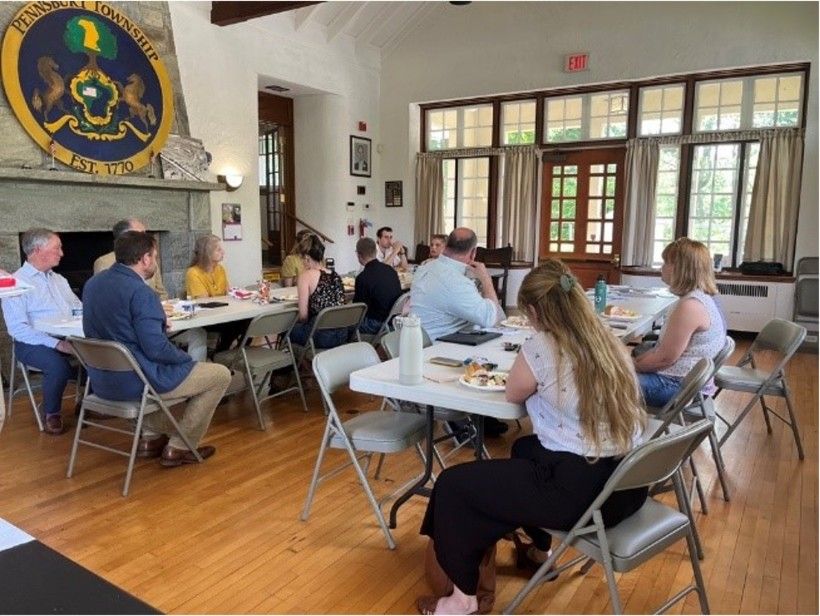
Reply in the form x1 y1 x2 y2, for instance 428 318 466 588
360 291 411 345
714 318 806 460
214 307 307 430
380 329 490 465
6 341 82 432
644 357 712 559
680 336 735 502
291 302 367 368
66 336 202 496
504 420 713 615
300 342 428 549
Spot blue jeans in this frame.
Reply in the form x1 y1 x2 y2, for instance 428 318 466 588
359 316 384 335
289 319 351 349
14 341 74 416
638 372 682 408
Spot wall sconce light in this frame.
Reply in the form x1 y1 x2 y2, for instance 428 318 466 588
218 174 243 191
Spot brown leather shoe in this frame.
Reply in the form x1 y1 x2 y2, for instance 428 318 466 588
44 414 66 436
160 444 216 467
136 434 169 458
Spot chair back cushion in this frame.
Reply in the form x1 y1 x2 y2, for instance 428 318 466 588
753 318 806 355
613 420 712 492
711 336 735 373
312 341 380 394
651 357 713 436
315 303 367 331
475 246 513 267
415 244 431 263
69 337 142 374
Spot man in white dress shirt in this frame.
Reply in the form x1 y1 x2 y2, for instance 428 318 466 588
375 226 409 270
2 229 79 435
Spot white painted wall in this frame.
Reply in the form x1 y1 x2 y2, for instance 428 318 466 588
169 1 382 281
380 1 819 269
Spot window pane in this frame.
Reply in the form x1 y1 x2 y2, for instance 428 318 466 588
426 105 492 150
639 84 684 136
752 73 803 128
695 79 743 132
502 100 537 145
544 91 628 142
456 158 490 246
688 144 740 262
651 145 681 264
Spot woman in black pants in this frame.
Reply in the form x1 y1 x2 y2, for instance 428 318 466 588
417 260 649 615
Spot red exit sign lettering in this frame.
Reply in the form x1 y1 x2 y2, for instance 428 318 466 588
564 52 589 73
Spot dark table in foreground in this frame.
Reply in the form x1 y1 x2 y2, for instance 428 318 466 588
0 527 159 614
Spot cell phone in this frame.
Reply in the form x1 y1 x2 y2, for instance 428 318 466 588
429 356 464 368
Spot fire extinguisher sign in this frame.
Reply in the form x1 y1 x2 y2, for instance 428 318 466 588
564 53 589 73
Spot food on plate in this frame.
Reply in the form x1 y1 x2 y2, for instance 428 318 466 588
463 362 507 387
502 315 531 328
604 305 639 317
464 361 486 379
341 276 355 288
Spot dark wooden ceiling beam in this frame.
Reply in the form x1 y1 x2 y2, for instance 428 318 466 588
211 2 322 27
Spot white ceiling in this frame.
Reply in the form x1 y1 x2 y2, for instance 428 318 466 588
289 1 444 52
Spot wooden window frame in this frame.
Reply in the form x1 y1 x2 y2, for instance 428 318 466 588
418 62 810 262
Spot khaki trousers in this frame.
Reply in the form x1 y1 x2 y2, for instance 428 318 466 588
143 362 231 450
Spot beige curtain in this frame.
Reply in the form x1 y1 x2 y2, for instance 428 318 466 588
500 147 537 261
622 139 660 267
743 129 804 267
414 154 444 246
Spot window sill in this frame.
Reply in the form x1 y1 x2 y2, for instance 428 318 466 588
621 266 795 283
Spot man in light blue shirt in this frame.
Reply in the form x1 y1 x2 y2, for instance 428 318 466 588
2 228 81 435
410 227 504 341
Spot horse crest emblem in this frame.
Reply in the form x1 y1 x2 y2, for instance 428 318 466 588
1 2 173 174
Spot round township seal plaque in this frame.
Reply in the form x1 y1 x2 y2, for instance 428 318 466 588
1 1 174 174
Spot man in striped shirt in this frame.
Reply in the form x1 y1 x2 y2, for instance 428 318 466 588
2 229 81 435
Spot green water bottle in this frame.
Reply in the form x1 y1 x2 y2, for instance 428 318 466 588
594 274 607 314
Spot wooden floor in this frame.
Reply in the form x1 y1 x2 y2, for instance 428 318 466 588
0 338 816 614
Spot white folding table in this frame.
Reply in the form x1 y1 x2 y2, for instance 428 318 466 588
348 289 678 527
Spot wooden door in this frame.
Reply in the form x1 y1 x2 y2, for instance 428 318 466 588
539 148 626 288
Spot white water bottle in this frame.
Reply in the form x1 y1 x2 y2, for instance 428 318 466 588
397 314 423 385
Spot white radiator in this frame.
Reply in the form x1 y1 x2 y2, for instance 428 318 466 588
622 274 794 333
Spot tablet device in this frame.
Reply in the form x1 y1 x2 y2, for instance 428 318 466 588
197 301 229 308
436 331 502 346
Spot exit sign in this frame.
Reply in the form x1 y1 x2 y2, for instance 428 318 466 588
564 52 589 72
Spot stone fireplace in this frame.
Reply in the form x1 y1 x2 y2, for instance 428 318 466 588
0 167 220 371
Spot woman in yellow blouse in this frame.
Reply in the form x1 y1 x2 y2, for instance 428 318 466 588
185 234 245 353
281 230 313 287
186 234 229 298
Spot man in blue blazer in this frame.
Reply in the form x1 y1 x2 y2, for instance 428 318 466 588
83 231 231 467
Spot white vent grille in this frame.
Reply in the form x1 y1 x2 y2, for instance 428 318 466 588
717 282 769 298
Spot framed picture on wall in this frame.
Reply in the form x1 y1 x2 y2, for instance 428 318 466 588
385 180 402 207
350 136 371 178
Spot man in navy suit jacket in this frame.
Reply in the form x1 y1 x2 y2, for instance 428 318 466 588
83 231 231 467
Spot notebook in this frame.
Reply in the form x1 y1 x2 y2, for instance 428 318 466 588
436 331 502 346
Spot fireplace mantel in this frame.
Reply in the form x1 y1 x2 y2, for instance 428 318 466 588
0 168 224 192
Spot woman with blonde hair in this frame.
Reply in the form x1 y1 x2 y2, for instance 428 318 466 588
281 229 314 287
633 237 726 407
417 259 647 616
185 234 245 353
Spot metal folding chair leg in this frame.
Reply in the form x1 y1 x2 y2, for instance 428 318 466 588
18 362 44 432
782 388 805 460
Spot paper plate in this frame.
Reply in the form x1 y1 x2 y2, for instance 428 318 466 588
458 372 508 392
500 317 532 329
